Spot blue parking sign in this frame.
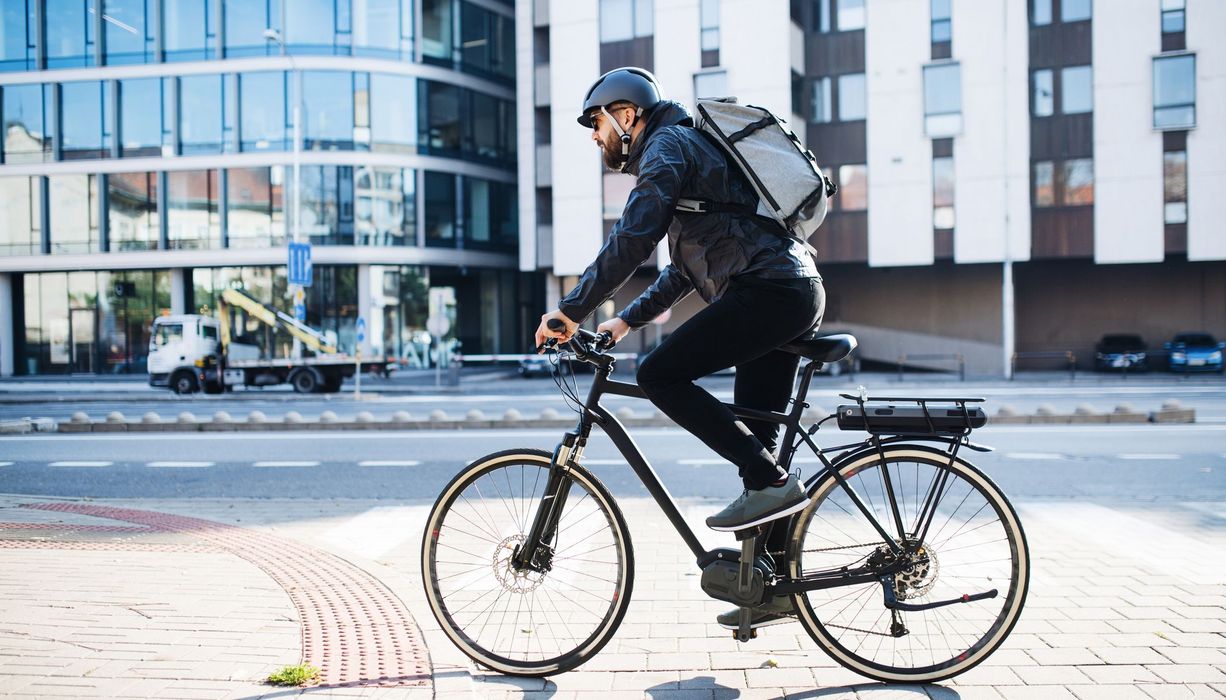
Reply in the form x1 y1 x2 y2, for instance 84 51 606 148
288 242 312 286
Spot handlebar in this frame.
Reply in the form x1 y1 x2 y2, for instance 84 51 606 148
538 318 616 359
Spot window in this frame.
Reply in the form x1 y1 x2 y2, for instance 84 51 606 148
1032 0 1051 25
1033 158 1093 206
60 81 111 160
104 0 155 65
45 0 96 68
933 156 954 229
163 0 216 61
422 0 452 60
284 0 335 53
791 71 803 116
1 1 38 71
1061 0 1091 22
179 75 223 154
226 166 286 248
600 0 652 42
223 0 278 58
119 78 163 157
694 70 727 99
838 164 867 210
424 171 456 246
2 84 50 163
701 0 719 51
355 166 414 246
353 0 407 58
838 0 865 31
1163 150 1187 224
931 0 951 43
1032 69 1054 116
302 71 355 149
837 73 865 121
371 74 416 152
419 80 461 155
811 77 832 123
1154 54 1195 129
816 0 830 32
49 174 100 253
166 170 220 249
155 323 183 347
1061 66 1092 114
298 166 355 245
107 172 159 251
467 91 513 162
239 72 286 151
0 176 40 256
1161 0 1185 33
464 178 516 250
923 63 962 136
461 2 515 81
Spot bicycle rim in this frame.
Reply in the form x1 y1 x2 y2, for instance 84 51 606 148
789 446 1029 682
422 450 633 676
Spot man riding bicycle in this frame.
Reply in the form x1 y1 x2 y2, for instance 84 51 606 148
533 67 827 625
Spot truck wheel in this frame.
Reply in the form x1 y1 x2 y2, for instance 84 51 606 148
322 376 343 393
172 371 198 395
291 369 320 394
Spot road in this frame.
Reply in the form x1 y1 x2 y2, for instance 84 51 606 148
2 423 1223 504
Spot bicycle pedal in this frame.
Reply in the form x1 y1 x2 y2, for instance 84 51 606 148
732 628 757 641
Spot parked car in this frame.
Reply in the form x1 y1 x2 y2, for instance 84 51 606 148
518 354 591 378
1165 332 1225 373
1093 334 1149 372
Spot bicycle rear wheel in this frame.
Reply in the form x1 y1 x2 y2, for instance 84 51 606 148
421 449 633 676
788 445 1029 683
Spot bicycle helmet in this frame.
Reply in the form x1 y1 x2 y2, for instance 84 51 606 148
578 67 664 171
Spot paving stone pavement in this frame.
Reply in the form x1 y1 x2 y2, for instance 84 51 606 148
1 494 1224 699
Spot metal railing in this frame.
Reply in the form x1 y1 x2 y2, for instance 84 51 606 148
1011 351 1077 382
896 353 965 382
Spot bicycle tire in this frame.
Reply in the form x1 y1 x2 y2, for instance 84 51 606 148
421 449 634 676
787 444 1029 683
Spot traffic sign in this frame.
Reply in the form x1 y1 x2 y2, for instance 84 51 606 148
294 304 306 321
288 242 313 287
356 316 366 343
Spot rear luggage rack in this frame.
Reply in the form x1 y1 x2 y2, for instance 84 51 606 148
836 393 987 437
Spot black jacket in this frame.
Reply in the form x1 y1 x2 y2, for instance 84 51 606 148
557 100 820 329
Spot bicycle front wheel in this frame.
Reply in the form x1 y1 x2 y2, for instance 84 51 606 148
788 445 1029 683
421 449 633 676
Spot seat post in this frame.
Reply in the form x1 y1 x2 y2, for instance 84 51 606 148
792 360 821 409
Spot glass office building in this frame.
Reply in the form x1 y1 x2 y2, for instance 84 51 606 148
0 0 532 376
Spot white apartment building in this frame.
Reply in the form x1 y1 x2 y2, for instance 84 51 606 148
516 0 1225 375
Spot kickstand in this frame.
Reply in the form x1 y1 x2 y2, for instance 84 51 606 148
734 528 758 642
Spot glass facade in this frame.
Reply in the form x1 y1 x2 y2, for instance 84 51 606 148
1 1 522 375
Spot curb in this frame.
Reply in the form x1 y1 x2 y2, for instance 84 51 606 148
22 400 1198 434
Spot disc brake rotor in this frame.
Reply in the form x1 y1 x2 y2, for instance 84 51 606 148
493 535 547 594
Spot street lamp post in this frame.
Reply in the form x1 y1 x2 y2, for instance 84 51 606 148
263 28 305 358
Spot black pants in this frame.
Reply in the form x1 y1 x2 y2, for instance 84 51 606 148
636 275 825 490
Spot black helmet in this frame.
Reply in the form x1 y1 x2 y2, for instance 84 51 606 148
577 67 663 128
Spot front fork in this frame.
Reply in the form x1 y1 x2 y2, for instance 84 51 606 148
512 431 584 572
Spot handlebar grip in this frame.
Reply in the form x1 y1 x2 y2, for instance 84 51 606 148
547 318 567 332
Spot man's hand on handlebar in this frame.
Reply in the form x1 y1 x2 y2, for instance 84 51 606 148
596 317 631 346
535 310 578 352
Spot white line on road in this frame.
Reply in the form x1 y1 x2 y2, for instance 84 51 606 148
147 461 214 468
1115 453 1181 460
679 458 724 465
0 461 12 467
48 461 112 467
583 459 629 465
252 461 320 467
358 460 421 467
1004 452 1066 460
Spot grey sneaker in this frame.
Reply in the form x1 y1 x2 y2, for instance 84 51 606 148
705 474 807 531
716 596 796 629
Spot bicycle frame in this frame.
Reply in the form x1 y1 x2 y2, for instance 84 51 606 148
513 355 964 597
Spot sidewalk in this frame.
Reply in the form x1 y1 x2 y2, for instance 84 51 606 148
2 494 1224 699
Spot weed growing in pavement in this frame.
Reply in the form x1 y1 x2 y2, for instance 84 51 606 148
266 664 321 687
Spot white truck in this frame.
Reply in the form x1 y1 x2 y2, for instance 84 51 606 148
148 288 390 394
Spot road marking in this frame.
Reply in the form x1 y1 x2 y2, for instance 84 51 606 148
583 459 629 465
1003 452 1066 460
48 461 112 467
147 461 214 468
0 461 12 467
252 461 320 467
679 458 724 465
358 460 420 467
1115 453 1180 460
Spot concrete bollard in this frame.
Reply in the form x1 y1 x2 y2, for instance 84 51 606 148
466 409 486 421
502 409 523 422
1162 398 1181 411
177 411 196 424
71 411 90 424
997 405 1019 416
213 411 232 423
356 411 376 423
540 408 560 420
319 410 339 423
1032 404 1065 424
283 411 304 423
1070 403 1098 424
616 406 636 421
391 411 413 423
247 410 267 423
1151 399 1195 424
429 409 449 422
1110 403 1147 424
1114 403 1134 414
106 411 125 424
141 412 161 424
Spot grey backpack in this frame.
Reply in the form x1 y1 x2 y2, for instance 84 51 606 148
676 98 836 255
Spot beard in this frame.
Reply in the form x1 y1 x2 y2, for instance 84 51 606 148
599 129 626 170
